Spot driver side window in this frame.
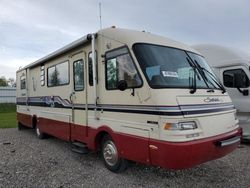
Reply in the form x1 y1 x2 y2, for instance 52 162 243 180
105 46 142 90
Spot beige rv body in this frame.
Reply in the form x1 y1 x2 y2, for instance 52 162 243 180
16 28 241 170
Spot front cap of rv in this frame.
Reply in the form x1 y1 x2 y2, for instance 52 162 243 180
99 27 240 142
153 89 239 142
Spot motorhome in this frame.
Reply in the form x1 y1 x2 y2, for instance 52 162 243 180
193 44 250 141
16 27 242 172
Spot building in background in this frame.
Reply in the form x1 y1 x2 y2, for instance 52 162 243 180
0 87 16 103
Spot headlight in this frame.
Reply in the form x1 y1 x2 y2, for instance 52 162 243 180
164 121 197 130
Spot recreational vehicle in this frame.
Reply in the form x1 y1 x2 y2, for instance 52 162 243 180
17 28 242 172
193 44 250 141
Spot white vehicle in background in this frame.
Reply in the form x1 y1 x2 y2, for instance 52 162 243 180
193 44 250 140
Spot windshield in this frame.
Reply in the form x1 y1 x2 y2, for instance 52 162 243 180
133 43 220 89
187 52 221 89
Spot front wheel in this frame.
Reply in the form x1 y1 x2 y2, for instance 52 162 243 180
35 125 45 139
101 135 128 173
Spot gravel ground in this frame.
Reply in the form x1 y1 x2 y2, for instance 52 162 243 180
0 128 250 188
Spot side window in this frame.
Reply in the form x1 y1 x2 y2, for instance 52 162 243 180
88 51 98 86
40 65 45 86
47 61 69 87
223 69 249 88
73 60 84 91
105 46 142 90
20 76 26 90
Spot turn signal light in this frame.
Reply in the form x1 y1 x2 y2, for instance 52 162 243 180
164 121 197 130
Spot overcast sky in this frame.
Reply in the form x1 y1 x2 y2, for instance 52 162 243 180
1 0 250 79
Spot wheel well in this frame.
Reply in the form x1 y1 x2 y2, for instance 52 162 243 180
95 131 109 151
32 116 37 129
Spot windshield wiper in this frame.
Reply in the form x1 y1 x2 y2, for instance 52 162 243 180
186 55 211 92
194 62 215 92
189 67 197 94
192 60 212 90
186 57 198 94
194 60 226 94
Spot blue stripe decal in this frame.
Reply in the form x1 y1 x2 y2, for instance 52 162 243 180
16 96 235 116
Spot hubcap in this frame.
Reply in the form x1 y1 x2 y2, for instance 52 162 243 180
103 140 118 166
36 126 40 136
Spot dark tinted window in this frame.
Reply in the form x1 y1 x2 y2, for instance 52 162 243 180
48 61 69 87
223 69 249 88
105 46 142 90
88 51 97 86
73 60 84 91
20 76 26 90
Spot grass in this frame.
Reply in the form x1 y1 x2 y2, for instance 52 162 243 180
0 103 17 128
0 103 16 113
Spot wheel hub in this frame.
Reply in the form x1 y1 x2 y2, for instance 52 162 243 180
36 127 40 136
103 141 118 166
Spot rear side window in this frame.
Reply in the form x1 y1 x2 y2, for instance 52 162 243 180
40 65 45 86
20 76 26 90
47 61 69 87
223 69 249 88
105 46 142 90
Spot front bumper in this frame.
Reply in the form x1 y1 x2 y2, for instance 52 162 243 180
149 127 242 169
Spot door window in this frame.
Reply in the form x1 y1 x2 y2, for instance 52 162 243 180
88 51 98 86
73 60 84 91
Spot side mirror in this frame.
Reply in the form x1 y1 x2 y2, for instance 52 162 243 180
117 80 128 91
242 89 249 96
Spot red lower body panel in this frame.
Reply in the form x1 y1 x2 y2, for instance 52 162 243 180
17 112 32 128
149 128 242 169
71 124 87 143
114 133 150 164
16 112 242 170
38 117 71 141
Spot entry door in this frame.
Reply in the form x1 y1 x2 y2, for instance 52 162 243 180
220 65 250 112
70 52 87 142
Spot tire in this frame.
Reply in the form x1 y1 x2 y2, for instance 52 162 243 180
35 125 45 139
17 122 24 131
101 135 128 173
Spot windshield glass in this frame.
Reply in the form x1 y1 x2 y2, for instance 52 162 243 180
187 52 220 89
133 43 219 89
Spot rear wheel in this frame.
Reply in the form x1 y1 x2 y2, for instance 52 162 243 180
101 135 128 173
17 122 24 131
35 125 45 139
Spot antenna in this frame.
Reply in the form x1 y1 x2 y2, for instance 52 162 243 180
99 2 102 30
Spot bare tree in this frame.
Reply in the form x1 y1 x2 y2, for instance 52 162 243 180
8 78 15 87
